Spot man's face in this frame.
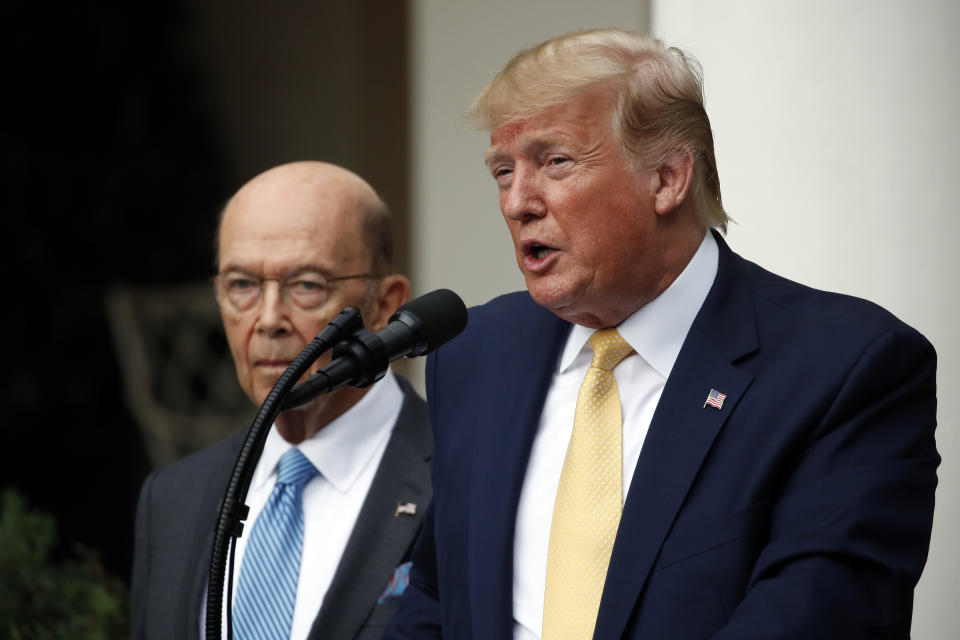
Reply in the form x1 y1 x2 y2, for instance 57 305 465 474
486 92 671 328
217 183 375 407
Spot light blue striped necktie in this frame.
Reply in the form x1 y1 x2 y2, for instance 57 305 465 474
234 447 318 640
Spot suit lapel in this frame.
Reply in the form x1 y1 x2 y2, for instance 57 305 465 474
595 233 759 639
467 300 572 640
179 435 244 639
308 380 431 640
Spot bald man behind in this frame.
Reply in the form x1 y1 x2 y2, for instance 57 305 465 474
131 162 432 640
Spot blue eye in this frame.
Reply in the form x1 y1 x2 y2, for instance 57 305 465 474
229 278 257 291
290 279 325 292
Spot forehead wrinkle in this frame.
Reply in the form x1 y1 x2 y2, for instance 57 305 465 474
218 231 345 277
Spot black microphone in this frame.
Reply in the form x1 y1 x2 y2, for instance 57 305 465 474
281 288 467 409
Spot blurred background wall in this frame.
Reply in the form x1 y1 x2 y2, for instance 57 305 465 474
2 0 956 636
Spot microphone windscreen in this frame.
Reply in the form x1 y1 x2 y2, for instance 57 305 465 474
395 288 467 354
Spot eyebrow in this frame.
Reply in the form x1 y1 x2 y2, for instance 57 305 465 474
218 264 334 278
483 147 508 169
484 136 571 169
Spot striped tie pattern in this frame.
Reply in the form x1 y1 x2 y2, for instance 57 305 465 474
543 329 633 640
234 448 318 640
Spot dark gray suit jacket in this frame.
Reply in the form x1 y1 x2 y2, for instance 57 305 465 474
131 377 432 640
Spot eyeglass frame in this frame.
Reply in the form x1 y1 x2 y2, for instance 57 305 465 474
212 267 379 313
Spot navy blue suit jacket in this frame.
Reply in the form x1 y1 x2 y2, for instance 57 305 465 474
384 233 938 639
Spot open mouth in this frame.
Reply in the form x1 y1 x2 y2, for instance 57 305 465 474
522 240 557 261
531 244 554 260
520 240 560 274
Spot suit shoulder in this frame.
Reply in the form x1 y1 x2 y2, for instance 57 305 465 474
467 290 541 325
461 290 558 339
734 253 922 341
142 434 242 502
434 290 562 363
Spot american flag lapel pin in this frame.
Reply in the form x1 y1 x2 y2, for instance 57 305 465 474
395 502 417 517
703 388 727 410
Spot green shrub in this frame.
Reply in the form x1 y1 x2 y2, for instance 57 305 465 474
0 488 128 639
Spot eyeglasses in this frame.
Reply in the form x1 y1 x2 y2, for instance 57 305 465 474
214 268 375 313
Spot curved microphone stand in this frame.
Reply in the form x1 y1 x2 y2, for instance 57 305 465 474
204 306 364 640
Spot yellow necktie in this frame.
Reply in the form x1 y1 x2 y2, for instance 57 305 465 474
542 328 633 640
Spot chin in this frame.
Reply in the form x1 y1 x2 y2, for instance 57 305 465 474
250 382 275 407
533 295 585 325
526 276 575 312
529 285 611 328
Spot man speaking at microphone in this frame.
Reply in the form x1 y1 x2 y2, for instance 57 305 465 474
385 29 939 639
131 161 432 640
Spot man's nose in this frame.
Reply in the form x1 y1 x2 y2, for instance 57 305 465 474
255 281 292 336
501 164 547 222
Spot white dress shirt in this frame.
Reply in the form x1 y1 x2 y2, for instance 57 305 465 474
512 232 718 640
203 368 404 640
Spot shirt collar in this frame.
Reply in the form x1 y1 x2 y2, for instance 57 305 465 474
559 230 718 379
253 368 403 494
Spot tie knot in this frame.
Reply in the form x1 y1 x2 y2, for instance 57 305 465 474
275 448 318 489
588 328 633 371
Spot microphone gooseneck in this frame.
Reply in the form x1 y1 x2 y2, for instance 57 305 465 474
281 288 468 410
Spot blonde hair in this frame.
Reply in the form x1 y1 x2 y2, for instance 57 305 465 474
464 29 728 231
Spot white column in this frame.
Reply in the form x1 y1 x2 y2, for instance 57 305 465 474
652 2 960 637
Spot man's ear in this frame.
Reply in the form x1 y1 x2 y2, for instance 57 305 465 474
366 274 411 332
653 149 695 216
